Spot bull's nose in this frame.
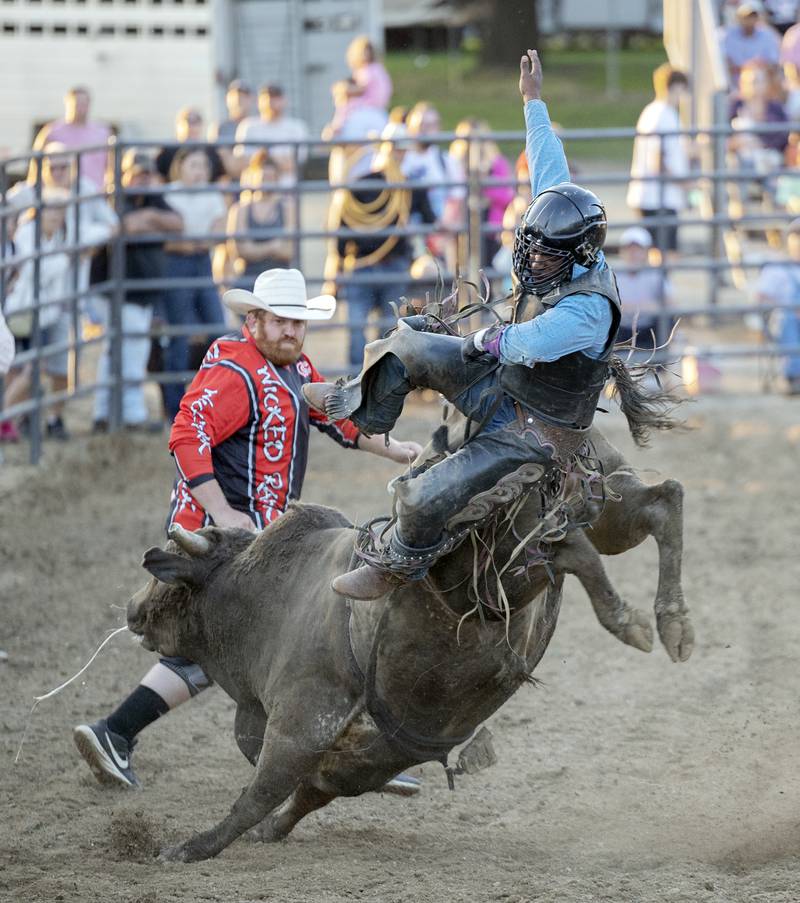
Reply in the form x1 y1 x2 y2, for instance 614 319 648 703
126 585 149 632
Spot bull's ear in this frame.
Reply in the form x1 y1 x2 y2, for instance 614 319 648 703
141 547 202 586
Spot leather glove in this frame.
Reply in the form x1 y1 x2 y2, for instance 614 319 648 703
461 324 506 362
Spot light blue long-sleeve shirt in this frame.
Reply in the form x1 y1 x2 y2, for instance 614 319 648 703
498 100 613 365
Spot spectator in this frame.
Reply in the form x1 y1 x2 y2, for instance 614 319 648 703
155 108 226 184
92 151 183 432
234 85 310 181
209 80 254 179
324 124 415 370
764 0 799 33
226 150 294 289
613 226 674 346
722 2 781 85
32 86 110 190
755 216 800 393
161 147 227 420
449 118 515 266
402 102 466 265
0 294 15 443
322 78 388 142
0 301 13 377
9 143 118 328
782 44 800 120
729 61 789 170
345 35 393 114
627 64 691 258
2 190 72 439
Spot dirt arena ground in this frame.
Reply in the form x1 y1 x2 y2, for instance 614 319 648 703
2 394 799 903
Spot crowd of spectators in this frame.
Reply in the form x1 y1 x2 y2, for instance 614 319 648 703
4 18 800 448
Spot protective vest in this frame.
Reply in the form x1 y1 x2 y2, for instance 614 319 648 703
498 265 622 431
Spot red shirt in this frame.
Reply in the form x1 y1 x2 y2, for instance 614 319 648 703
167 326 359 531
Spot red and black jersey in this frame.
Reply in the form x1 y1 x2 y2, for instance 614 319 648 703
167 326 360 531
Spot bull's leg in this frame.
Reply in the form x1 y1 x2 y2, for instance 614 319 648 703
553 531 653 653
234 703 266 766
159 700 350 863
248 783 335 844
588 469 694 663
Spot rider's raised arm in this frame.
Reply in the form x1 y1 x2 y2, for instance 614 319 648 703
519 49 570 196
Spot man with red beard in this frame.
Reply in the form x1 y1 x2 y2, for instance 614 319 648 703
74 269 423 794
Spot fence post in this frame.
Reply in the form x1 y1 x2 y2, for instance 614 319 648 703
710 92 728 306
108 141 125 431
70 148 82 400
466 134 482 288
29 153 44 464
292 141 302 270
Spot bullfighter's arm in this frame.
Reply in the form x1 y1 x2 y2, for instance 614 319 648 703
520 50 570 197
169 360 256 530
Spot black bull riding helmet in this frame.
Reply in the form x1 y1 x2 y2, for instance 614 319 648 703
512 182 607 296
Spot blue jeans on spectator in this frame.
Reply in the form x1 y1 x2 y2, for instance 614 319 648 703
780 310 800 380
94 301 154 425
345 257 409 371
162 252 224 419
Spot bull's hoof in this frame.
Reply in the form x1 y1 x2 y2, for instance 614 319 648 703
657 613 694 663
246 822 287 844
619 609 654 654
158 838 214 863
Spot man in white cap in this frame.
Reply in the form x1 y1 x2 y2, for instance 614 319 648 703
73 268 423 794
615 226 674 347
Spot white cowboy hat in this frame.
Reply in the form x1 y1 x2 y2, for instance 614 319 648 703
223 268 336 320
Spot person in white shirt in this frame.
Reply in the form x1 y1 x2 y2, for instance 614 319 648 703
755 217 800 393
2 191 73 438
627 64 691 257
234 84 310 182
401 102 465 266
161 148 228 420
614 226 674 347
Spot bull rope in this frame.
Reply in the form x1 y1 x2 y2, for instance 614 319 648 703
14 625 130 764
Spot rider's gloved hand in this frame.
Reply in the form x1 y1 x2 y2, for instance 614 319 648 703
461 324 506 362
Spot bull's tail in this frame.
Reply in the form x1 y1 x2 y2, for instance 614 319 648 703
607 354 685 448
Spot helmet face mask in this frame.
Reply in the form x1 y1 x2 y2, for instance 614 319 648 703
512 183 607 297
512 230 574 296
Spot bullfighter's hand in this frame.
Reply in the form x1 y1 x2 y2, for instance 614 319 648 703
386 438 424 465
211 506 258 531
519 49 542 103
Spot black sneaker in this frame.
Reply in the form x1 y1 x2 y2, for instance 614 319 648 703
73 718 141 789
46 416 70 441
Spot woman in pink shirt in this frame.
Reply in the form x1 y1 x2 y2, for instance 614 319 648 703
345 36 393 112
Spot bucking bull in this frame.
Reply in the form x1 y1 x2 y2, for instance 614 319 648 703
127 396 693 863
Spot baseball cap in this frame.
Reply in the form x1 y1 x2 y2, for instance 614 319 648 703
736 1 762 17
619 226 653 248
260 84 284 97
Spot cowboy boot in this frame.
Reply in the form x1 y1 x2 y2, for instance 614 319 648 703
331 564 405 601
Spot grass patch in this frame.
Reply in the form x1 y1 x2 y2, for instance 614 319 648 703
385 47 667 164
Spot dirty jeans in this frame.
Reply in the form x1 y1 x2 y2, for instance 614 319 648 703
351 340 554 551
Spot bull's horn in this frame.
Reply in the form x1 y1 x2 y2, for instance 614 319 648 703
168 524 212 557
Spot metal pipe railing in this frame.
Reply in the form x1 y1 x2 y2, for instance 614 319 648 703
3 126 800 464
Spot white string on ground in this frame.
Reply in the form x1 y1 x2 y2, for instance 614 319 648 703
14 625 131 765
